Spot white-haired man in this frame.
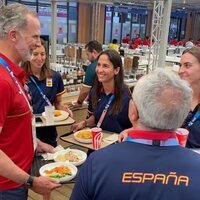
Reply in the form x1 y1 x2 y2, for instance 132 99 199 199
71 70 200 200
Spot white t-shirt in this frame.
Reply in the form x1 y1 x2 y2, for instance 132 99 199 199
185 41 194 48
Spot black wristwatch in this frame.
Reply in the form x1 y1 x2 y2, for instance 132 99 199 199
24 175 34 188
77 99 82 105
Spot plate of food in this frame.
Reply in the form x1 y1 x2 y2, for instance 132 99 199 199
53 149 87 166
39 162 77 183
42 110 69 121
74 129 92 144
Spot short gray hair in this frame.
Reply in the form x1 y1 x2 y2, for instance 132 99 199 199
0 3 38 39
133 70 192 131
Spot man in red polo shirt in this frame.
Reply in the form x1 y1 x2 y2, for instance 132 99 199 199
0 3 60 200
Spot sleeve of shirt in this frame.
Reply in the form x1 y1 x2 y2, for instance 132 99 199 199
70 157 93 200
83 62 96 87
0 80 12 127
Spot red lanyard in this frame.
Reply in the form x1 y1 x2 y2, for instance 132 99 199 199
128 130 177 140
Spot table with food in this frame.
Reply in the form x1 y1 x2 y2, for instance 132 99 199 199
31 128 118 184
60 128 119 150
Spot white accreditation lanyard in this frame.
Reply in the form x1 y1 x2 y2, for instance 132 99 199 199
0 57 37 150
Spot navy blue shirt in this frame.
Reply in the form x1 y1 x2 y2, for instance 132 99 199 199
28 70 65 114
71 141 200 200
88 86 132 133
186 120 200 148
182 105 200 148
27 70 65 147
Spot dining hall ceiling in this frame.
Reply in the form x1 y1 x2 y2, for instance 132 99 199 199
103 0 200 11
55 0 200 11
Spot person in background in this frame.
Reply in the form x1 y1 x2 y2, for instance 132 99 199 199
142 36 150 47
71 40 102 108
0 3 60 200
169 37 178 46
179 47 200 148
108 38 119 52
22 38 72 147
122 34 131 44
177 38 185 46
130 34 142 49
72 49 132 134
185 38 194 48
70 70 200 200
195 38 200 47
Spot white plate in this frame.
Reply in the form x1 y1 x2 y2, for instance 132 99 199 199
42 110 69 121
39 162 77 183
53 149 87 166
74 129 92 144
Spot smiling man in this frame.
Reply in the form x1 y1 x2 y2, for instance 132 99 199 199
0 3 60 200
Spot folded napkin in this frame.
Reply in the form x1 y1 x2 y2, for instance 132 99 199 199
103 134 118 144
41 145 64 160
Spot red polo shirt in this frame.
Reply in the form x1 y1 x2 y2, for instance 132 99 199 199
0 53 34 190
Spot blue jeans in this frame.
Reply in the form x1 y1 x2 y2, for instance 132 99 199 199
0 186 28 200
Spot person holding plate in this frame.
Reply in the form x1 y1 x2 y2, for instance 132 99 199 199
72 49 132 133
22 38 72 147
0 3 61 200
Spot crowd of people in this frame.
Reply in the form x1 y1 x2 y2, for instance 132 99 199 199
121 33 200 50
169 37 200 48
0 2 200 200
122 34 150 49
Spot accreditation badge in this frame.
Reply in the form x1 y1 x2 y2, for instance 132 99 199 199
46 78 53 87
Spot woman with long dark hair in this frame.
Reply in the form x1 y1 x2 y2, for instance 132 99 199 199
72 49 132 133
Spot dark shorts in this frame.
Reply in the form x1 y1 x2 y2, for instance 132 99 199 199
0 186 28 200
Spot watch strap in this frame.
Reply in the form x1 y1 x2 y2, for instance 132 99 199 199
24 175 34 187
